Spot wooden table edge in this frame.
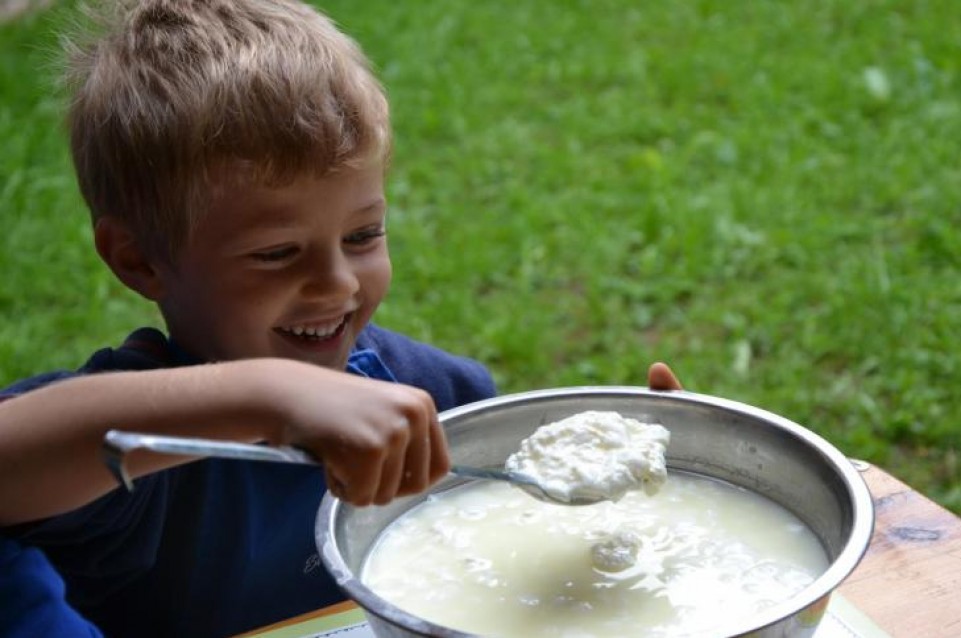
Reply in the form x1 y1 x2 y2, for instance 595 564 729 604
838 464 961 637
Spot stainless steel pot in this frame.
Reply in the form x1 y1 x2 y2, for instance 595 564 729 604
316 387 874 637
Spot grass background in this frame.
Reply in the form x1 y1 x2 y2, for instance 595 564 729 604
1 0 959 513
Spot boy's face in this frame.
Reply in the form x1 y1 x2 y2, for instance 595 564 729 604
155 163 390 370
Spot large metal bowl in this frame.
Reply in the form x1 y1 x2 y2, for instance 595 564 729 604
317 387 874 637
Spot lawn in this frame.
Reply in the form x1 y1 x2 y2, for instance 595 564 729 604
1 0 959 513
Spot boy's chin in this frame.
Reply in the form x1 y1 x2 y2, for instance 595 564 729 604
292 346 353 372
268 327 355 369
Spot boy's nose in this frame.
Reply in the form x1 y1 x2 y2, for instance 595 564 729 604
302 252 359 299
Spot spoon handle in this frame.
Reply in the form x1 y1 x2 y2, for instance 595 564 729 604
449 464 515 483
450 464 548 495
102 429 317 491
450 465 502 481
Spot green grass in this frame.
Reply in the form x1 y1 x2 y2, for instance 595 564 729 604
2 0 959 513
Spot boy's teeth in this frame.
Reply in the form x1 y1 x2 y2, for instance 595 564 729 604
282 319 342 338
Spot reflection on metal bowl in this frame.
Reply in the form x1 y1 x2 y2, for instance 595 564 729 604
317 387 874 638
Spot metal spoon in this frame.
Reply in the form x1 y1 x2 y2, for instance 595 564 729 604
444 463 601 505
101 430 597 505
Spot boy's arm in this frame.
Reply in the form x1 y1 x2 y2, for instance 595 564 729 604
0 358 447 526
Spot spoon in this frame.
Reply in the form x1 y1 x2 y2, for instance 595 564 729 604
445 463 600 505
101 430 597 505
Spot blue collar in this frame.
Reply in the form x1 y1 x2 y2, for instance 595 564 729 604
345 348 397 382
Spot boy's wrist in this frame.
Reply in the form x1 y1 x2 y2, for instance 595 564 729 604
218 358 303 446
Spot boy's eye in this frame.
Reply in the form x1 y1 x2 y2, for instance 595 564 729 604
345 226 387 246
251 245 298 262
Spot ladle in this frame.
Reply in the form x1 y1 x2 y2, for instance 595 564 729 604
101 430 599 505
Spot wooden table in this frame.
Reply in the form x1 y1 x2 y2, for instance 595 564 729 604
839 463 961 637
241 464 961 638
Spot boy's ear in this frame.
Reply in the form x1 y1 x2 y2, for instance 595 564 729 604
93 216 166 301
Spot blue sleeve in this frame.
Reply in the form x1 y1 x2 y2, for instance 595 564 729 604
0 537 103 638
355 324 497 410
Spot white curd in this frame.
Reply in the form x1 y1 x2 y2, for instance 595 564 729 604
504 410 670 503
362 472 828 638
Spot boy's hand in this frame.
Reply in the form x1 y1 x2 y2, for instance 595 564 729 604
272 368 448 507
647 362 682 391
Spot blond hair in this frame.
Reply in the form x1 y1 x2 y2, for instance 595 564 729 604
63 0 390 262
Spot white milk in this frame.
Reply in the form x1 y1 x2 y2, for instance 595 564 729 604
362 472 828 638
505 410 670 503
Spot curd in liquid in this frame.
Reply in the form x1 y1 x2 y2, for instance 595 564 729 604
362 472 828 638
505 410 670 503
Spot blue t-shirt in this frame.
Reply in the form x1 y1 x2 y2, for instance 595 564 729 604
1 324 496 638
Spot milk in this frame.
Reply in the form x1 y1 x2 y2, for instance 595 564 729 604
362 472 828 638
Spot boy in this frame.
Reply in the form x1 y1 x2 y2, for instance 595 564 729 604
0 0 680 636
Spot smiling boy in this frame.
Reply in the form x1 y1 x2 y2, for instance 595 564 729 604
0 1 499 635
0 0 678 636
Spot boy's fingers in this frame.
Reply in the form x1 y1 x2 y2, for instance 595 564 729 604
648 362 682 391
373 454 405 505
426 415 451 484
373 418 411 505
333 444 384 506
325 468 347 500
397 427 431 498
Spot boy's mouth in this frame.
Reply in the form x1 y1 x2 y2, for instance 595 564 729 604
276 314 350 342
